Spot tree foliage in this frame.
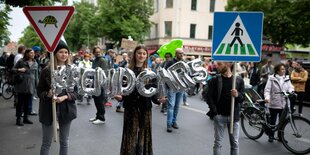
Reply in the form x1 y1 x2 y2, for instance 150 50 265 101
95 0 154 46
18 26 44 48
0 4 11 46
226 0 310 46
0 0 62 7
18 0 154 51
64 1 98 52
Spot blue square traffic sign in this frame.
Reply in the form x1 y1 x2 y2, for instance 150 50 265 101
212 12 264 62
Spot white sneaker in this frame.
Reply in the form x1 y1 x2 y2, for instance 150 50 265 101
92 119 105 125
89 117 97 122
183 102 190 106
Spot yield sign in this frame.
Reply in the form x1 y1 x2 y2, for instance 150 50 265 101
23 6 74 52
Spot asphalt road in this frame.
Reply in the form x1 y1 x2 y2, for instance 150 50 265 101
0 93 309 155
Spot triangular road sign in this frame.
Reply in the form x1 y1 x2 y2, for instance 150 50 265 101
214 15 259 57
23 6 74 52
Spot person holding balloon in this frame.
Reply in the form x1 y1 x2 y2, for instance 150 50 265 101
37 40 78 155
164 48 186 133
114 45 166 155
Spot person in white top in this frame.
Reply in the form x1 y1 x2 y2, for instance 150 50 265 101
78 53 92 69
77 53 93 105
13 45 26 66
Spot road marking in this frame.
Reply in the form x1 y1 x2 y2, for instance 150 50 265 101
181 105 207 114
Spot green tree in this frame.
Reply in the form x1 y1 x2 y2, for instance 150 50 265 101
64 1 98 51
0 0 62 7
226 0 310 47
95 0 154 47
18 26 44 48
0 4 11 46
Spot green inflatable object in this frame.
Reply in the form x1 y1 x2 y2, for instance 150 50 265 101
157 39 183 59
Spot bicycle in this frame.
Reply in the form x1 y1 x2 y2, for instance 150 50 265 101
241 91 310 154
0 68 15 100
2 82 15 100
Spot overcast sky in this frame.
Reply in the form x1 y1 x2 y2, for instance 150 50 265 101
8 1 77 42
8 7 28 42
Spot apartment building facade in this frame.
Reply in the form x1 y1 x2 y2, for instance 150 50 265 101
145 0 227 58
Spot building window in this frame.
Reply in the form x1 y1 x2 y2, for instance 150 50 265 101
165 21 172 37
210 0 215 12
166 0 173 8
208 25 213 39
155 24 158 38
191 0 197 11
190 24 196 38
146 28 151 39
154 0 159 12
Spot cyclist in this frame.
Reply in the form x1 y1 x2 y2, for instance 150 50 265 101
264 63 294 142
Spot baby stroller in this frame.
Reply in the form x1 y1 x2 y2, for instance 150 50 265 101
241 84 263 112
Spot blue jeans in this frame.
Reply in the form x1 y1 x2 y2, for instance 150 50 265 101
213 115 240 155
183 92 187 103
167 90 184 127
40 122 71 155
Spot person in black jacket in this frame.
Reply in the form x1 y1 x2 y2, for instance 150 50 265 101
248 62 260 91
206 62 245 155
114 45 166 155
14 48 39 126
89 47 109 125
37 40 78 155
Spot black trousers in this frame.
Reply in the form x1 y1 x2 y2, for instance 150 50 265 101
295 92 305 114
92 89 106 121
16 93 32 119
268 108 283 138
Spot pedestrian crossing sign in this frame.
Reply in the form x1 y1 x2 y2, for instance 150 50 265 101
212 12 264 62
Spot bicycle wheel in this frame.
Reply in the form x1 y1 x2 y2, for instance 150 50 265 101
280 116 310 154
241 107 264 140
2 82 14 100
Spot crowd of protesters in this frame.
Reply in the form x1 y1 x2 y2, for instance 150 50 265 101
0 42 309 155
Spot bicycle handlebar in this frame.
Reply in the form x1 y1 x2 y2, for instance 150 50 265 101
275 91 297 97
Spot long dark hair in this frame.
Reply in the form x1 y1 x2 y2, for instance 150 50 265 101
128 45 149 70
23 48 34 61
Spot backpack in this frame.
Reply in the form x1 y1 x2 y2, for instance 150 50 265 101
6 54 15 70
0 56 6 66
202 74 220 102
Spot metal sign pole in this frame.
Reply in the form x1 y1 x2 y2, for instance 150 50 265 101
230 62 237 134
50 53 58 143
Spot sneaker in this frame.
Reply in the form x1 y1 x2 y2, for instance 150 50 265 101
89 117 97 122
33 96 38 100
167 126 172 133
16 119 24 126
116 107 124 113
29 111 38 116
163 112 167 116
172 123 179 129
23 119 33 124
92 119 105 125
268 137 274 143
183 102 190 106
105 102 112 107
